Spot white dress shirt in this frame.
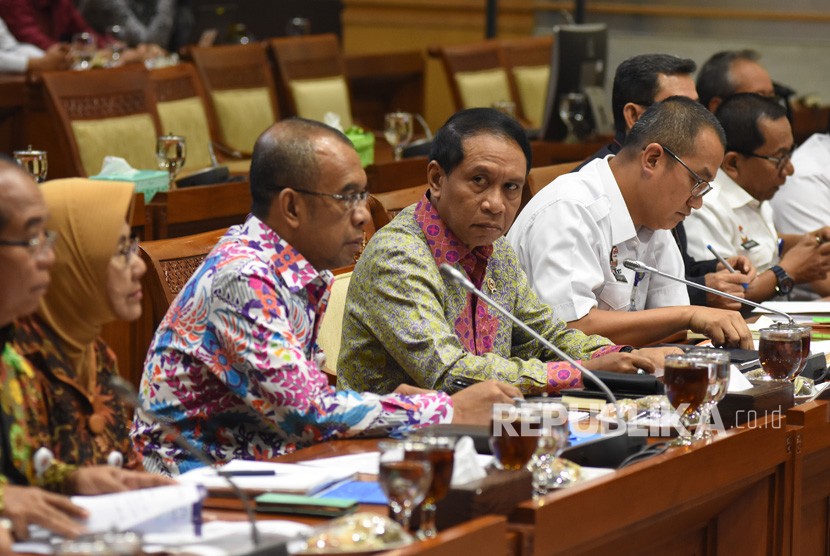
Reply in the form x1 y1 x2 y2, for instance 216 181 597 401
685 169 779 274
0 18 43 73
507 156 689 322
770 133 830 235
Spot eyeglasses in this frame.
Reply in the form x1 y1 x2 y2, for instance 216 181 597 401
278 186 369 211
733 145 795 172
660 145 713 198
114 237 140 266
0 229 57 259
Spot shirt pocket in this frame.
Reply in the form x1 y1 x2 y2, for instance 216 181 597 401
598 280 631 311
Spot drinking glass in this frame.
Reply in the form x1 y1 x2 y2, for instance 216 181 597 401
489 403 541 471
759 327 803 382
378 441 432 533
771 322 811 377
285 17 311 36
403 436 455 539
686 348 730 441
106 25 125 66
558 92 589 143
13 145 48 183
156 134 187 190
71 32 96 70
664 352 714 445
522 401 572 496
384 112 414 161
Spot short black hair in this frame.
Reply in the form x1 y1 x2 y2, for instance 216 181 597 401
249 118 353 218
715 93 788 154
696 49 761 110
612 53 697 135
623 96 726 157
429 108 531 176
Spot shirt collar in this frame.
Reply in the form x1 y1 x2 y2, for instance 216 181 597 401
597 157 637 245
236 215 332 293
714 169 762 210
413 192 494 270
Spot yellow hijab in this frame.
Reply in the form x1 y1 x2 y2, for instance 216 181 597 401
37 178 135 393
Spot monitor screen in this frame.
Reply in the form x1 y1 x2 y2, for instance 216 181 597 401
539 24 609 141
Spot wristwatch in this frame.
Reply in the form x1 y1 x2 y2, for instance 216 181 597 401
771 265 794 295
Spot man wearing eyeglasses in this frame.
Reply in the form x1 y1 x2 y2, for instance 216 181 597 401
132 118 522 475
508 97 753 348
684 93 830 302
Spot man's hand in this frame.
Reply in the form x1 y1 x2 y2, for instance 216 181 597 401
3 485 87 541
780 234 830 284
724 256 757 281
450 380 521 425
688 307 753 349
66 466 174 496
27 43 71 73
583 346 680 374
393 384 435 396
704 270 750 310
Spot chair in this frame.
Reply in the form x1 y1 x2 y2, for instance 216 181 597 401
520 161 580 210
149 63 251 175
139 228 227 327
530 139 607 167
374 184 427 217
316 264 354 383
365 156 428 194
40 67 161 177
147 180 252 239
188 43 280 157
430 40 515 113
500 36 553 128
269 34 354 128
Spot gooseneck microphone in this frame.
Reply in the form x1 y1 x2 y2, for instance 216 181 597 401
109 376 261 547
622 259 794 323
439 263 621 414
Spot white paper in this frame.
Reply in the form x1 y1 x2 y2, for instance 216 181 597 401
296 452 381 476
753 301 830 315
143 519 312 554
727 364 754 392
177 460 353 495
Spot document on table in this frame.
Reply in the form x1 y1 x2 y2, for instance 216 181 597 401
177 459 354 495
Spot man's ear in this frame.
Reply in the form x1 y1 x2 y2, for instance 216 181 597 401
268 189 302 231
641 142 662 176
622 102 647 132
721 151 740 181
427 160 445 202
708 97 723 113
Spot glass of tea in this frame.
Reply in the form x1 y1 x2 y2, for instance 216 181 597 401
403 436 455 539
771 322 811 378
378 441 432 532
489 403 542 471
520 401 571 496
664 352 714 445
759 327 803 382
685 348 730 441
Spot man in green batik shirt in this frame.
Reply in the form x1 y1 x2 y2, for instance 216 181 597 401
338 109 677 396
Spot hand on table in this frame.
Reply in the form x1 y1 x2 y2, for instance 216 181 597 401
687 306 753 349
450 380 521 425
66 465 174 496
2 485 87 541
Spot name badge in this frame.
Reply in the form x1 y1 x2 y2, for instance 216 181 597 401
741 239 760 250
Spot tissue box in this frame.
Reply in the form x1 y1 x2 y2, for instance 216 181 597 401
91 170 169 202
345 128 375 168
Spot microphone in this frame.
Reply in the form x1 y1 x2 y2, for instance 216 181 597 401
109 376 261 547
622 259 794 323
438 263 621 412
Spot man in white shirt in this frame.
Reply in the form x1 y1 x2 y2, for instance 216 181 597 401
685 94 830 301
696 49 776 113
771 133 830 236
0 18 68 74
508 96 752 348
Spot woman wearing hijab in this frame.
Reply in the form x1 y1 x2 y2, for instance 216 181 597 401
12 178 148 471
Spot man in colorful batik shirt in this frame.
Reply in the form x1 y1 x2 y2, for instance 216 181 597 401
131 118 519 475
338 108 676 396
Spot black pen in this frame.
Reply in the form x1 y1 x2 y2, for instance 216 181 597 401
217 470 277 477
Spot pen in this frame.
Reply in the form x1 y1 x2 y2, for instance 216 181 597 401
707 244 736 273
217 470 277 477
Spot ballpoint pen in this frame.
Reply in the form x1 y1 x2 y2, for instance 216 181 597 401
706 244 749 290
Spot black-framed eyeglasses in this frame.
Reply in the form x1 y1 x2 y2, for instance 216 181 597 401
0 229 57 259
660 145 713 198
114 236 140 265
732 145 795 172
277 186 369 211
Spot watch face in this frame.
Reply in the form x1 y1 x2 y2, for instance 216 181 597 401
780 277 794 294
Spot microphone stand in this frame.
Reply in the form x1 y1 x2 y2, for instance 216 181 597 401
622 259 794 323
110 376 261 548
438 264 622 421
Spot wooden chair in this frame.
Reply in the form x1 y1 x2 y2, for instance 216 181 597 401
317 264 354 385
429 40 515 113
365 156 428 194
149 63 251 175
520 161 580 210
188 43 279 157
374 184 427 217
40 67 161 177
268 34 354 128
139 228 227 328
147 180 252 239
530 139 607 167
499 36 553 128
